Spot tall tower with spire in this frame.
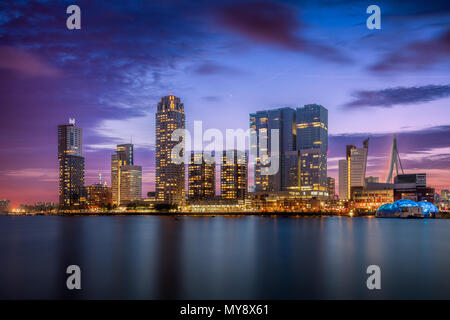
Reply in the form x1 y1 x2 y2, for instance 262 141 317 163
386 134 404 183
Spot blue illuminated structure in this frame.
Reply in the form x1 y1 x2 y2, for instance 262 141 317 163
393 199 417 208
417 201 439 217
376 199 438 217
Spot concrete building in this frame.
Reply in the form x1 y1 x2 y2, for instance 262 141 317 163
221 150 248 201
394 173 434 203
296 104 328 197
86 183 112 207
111 144 142 205
188 151 215 200
250 104 329 199
58 120 85 207
327 177 335 199
250 107 296 192
338 138 369 200
155 95 185 204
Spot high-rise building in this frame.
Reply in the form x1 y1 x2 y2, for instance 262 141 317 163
296 104 328 195
188 151 216 200
338 159 348 200
327 177 335 199
58 121 85 207
338 139 369 200
250 108 296 192
111 144 142 205
221 150 248 201
155 95 185 205
250 104 329 198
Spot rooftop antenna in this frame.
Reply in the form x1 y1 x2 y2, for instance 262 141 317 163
69 118 76 125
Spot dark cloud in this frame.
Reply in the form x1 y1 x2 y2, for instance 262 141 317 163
214 0 348 62
370 29 450 72
344 84 450 108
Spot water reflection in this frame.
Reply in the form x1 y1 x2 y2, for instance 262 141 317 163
1 216 450 299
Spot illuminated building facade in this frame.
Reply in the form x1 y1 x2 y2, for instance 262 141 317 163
296 104 328 195
351 181 394 209
111 144 142 205
393 173 435 203
338 139 369 200
327 177 335 199
338 159 348 200
155 95 185 205
221 150 248 201
188 151 215 200
250 107 296 192
250 104 329 198
58 121 85 207
86 183 112 207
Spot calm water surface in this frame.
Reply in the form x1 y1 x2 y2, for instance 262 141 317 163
1 215 450 299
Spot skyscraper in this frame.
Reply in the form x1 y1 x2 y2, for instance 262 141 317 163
250 104 329 198
338 139 369 200
338 159 348 200
188 151 215 200
155 95 185 204
327 177 335 199
221 150 248 201
111 144 142 205
250 107 296 192
296 104 328 195
58 120 85 207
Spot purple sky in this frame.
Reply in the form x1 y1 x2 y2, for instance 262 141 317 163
0 0 449 207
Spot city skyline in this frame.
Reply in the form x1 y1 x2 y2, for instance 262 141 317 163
1 0 449 207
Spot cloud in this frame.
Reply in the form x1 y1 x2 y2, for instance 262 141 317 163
189 62 244 75
1 168 57 182
214 0 348 62
370 29 450 72
344 84 450 108
327 126 450 189
202 95 222 102
0 46 61 76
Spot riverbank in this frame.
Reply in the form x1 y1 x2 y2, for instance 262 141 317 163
5 211 365 217
5 211 450 218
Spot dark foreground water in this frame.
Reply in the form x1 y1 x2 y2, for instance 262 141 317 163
1 215 450 299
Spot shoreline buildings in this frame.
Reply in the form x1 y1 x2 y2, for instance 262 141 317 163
338 139 369 201
250 104 329 199
86 176 112 208
58 120 85 207
188 151 216 201
221 150 248 202
111 144 142 206
155 95 186 205
342 136 436 210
